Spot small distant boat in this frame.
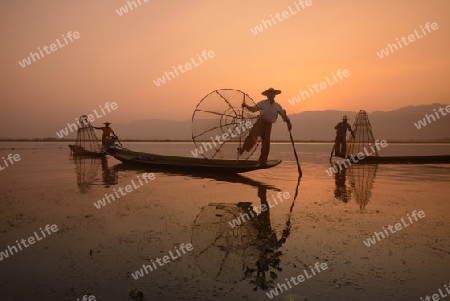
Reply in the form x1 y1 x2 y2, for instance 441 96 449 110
331 154 450 164
330 110 450 165
107 147 281 173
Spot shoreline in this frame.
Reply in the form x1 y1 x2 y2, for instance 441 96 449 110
0 139 449 144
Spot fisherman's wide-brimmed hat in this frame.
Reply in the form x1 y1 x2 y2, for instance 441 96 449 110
261 87 281 96
104 122 111 125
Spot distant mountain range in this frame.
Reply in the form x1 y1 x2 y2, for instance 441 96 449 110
107 104 449 142
3 104 448 142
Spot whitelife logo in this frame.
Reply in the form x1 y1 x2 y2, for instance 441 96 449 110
250 0 313 35
420 283 450 301
228 192 291 229
0 153 21 171
363 210 425 247
153 50 215 87
55 102 118 139
93 173 155 209
190 121 253 158
115 0 149 16
0 224 59 261
130 243 194 280
18 31 81 68
325 140 388 176
376 22 439 58
288 69 350 106
266 262 328 299
413 105 450 129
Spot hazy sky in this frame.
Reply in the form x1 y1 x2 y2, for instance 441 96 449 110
1 0 449 138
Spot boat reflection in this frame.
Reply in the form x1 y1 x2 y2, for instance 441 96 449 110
333 163 378 211
191 176 300 292
100 159 301 293
73 156 118 193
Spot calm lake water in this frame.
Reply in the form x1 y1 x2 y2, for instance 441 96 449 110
0 141 449 301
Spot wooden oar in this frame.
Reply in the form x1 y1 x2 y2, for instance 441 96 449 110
329 138 337 164
114 135 123 147
284 110 302 177
238 98 246 159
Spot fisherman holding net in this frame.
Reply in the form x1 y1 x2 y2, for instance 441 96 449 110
334 115 355 158
239 88 292 165
93 122 117 148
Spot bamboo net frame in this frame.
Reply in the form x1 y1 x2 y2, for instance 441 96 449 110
346 110 378 157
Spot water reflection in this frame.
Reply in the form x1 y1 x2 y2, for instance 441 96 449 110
191 176 300 292
334 167 351 203
333 163 378 211
73 157 118 192
102 161 301 292
100 157 119 187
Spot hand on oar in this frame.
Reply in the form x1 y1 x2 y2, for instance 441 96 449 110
287 119 292 131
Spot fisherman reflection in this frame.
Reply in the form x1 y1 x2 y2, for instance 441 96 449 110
334 166 351 203
191 175 299 294
74 156 119 193
101 157 118 187
240 185 292 291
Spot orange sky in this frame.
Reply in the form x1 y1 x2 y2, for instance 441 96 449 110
0 0 449 138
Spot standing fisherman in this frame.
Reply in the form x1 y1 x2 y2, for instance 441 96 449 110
93 122 117 147
239 88 292 165
334 115 355 157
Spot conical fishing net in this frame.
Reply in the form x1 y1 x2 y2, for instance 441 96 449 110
346 110 378 157
74 115 102 155
191 89 260 160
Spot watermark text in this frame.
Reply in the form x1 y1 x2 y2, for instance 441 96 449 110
229 191 290 229
326 140 388 176
288 69 350 106
363 210 425 247
93 173 155 209
56 102 118 139
0 153 21 171
18 31 81 68
414 105 450 129
250 0 313 35
0 224 59 261
191 121 253 158
130 243 193 280
376 22 439 58
116 0 149 16
153 50 215 87
266 262 328 299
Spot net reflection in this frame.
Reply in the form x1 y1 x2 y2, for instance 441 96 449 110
348 164 378 212
333 163 378 211
73 156 118 193
191 176 300 292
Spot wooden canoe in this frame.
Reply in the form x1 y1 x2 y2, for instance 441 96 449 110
107 147 282 173
69 144 105 157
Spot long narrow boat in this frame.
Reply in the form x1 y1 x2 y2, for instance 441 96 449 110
331 154 450 164
107 147 281 173
69 144 106 157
